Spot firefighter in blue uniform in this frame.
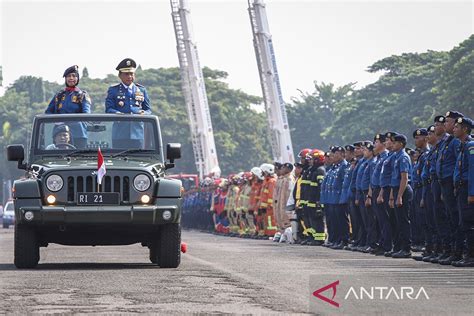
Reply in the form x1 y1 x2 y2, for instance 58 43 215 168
342 145 356 250
371 134 390 255
436 111 463 264
45 65 91 148
354 142 369 251
429 116 452 263
409 129 428 251
410 128 432 260
420 125 440 262
347 142 365 251
451 117 474 267
331 146 349 249
105 58 152 148
389 134 413 258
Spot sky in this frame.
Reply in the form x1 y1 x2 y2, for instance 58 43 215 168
0 0 473 100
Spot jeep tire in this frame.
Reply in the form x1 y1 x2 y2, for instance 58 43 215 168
149 244 158 264
158 223 181 268
14 224 39 269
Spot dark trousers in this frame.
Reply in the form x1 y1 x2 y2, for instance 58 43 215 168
440 177 463 252
383 187 398 251
431 179 451 248
411 186 425 245
457 182 474 251
352 192 367 246
348 195 361 245
423 182 438 247
324 204 335 243
392 185 413 252
373 187 392 251
296 208 305 240
335 203 350 243
359 190 378 248
303 206 324 240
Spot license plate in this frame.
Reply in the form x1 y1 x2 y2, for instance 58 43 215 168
77 192 120 205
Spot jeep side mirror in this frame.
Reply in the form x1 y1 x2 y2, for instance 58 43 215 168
7 144 27 170
165 143 181 169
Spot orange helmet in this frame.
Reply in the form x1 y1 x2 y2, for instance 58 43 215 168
298 148 312 159
309 149 325 164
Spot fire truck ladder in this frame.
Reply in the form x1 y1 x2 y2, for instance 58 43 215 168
170 0 220 179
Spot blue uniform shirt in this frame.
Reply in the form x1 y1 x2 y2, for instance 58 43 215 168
468 140 474 196
380 152 395 188
436 134 461 180
105 83 152 143
391 149 412 187
340 163 353 204
350 158 362 191
332 160 348 204
361 157 375 191
45 88 91 139
356 158 367 191
454 136 473 182
371 150 388 188
326 165 336 204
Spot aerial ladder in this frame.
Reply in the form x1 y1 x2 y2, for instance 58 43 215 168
170 0 221 179
248 0 295 164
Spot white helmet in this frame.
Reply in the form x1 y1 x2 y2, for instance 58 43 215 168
250 167 264 180
260 163 275 176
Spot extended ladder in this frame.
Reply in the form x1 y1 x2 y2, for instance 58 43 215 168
170 0 220 179
248 0 294 163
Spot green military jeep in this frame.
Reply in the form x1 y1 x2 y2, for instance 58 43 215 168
7 114 183 269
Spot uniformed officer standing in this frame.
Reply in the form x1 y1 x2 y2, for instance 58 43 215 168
435 111 464 265
347 142 365 251
451 117 474 267
330 146 350 249
105 58 151 148
45 65 91 148
371 134 390 255
419 125 441 262
389 134 413 258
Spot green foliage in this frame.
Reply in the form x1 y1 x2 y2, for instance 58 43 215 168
0 66 270 184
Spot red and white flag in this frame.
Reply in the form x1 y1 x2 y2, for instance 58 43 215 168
97 147 106 185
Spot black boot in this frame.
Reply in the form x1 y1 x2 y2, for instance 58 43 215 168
431 246 450 263
439 250 463 265
453 248 474 267
413 244 433 261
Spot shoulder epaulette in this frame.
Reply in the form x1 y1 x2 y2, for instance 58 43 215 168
110 83 121 88
135 83 144 87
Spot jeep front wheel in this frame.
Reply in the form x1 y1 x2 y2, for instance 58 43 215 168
158 223 181 268
14 224 39 269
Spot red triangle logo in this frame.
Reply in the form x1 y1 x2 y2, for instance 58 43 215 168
312 280 340 308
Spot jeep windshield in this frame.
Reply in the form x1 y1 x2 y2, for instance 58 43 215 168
32 114 162 160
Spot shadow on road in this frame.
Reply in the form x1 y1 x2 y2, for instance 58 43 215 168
0 262 163 271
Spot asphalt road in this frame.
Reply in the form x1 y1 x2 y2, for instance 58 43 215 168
0 228 473 315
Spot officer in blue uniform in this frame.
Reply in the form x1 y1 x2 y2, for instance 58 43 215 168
379 132 398 256
410 128 432 260
341 145 355 250
45 65 91 148
371 134 390 255
409 129 429 251
436 111 463 264
331 146 350 249
420 125 441 262
429 116 452 263
355 142 369 251
360 141 378 253
105 58 152 149
347 142 365 251
389 134 413 258
451 117 474 267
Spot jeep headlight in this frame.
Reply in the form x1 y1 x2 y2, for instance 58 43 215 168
133 174 151 192
46 175 63 192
